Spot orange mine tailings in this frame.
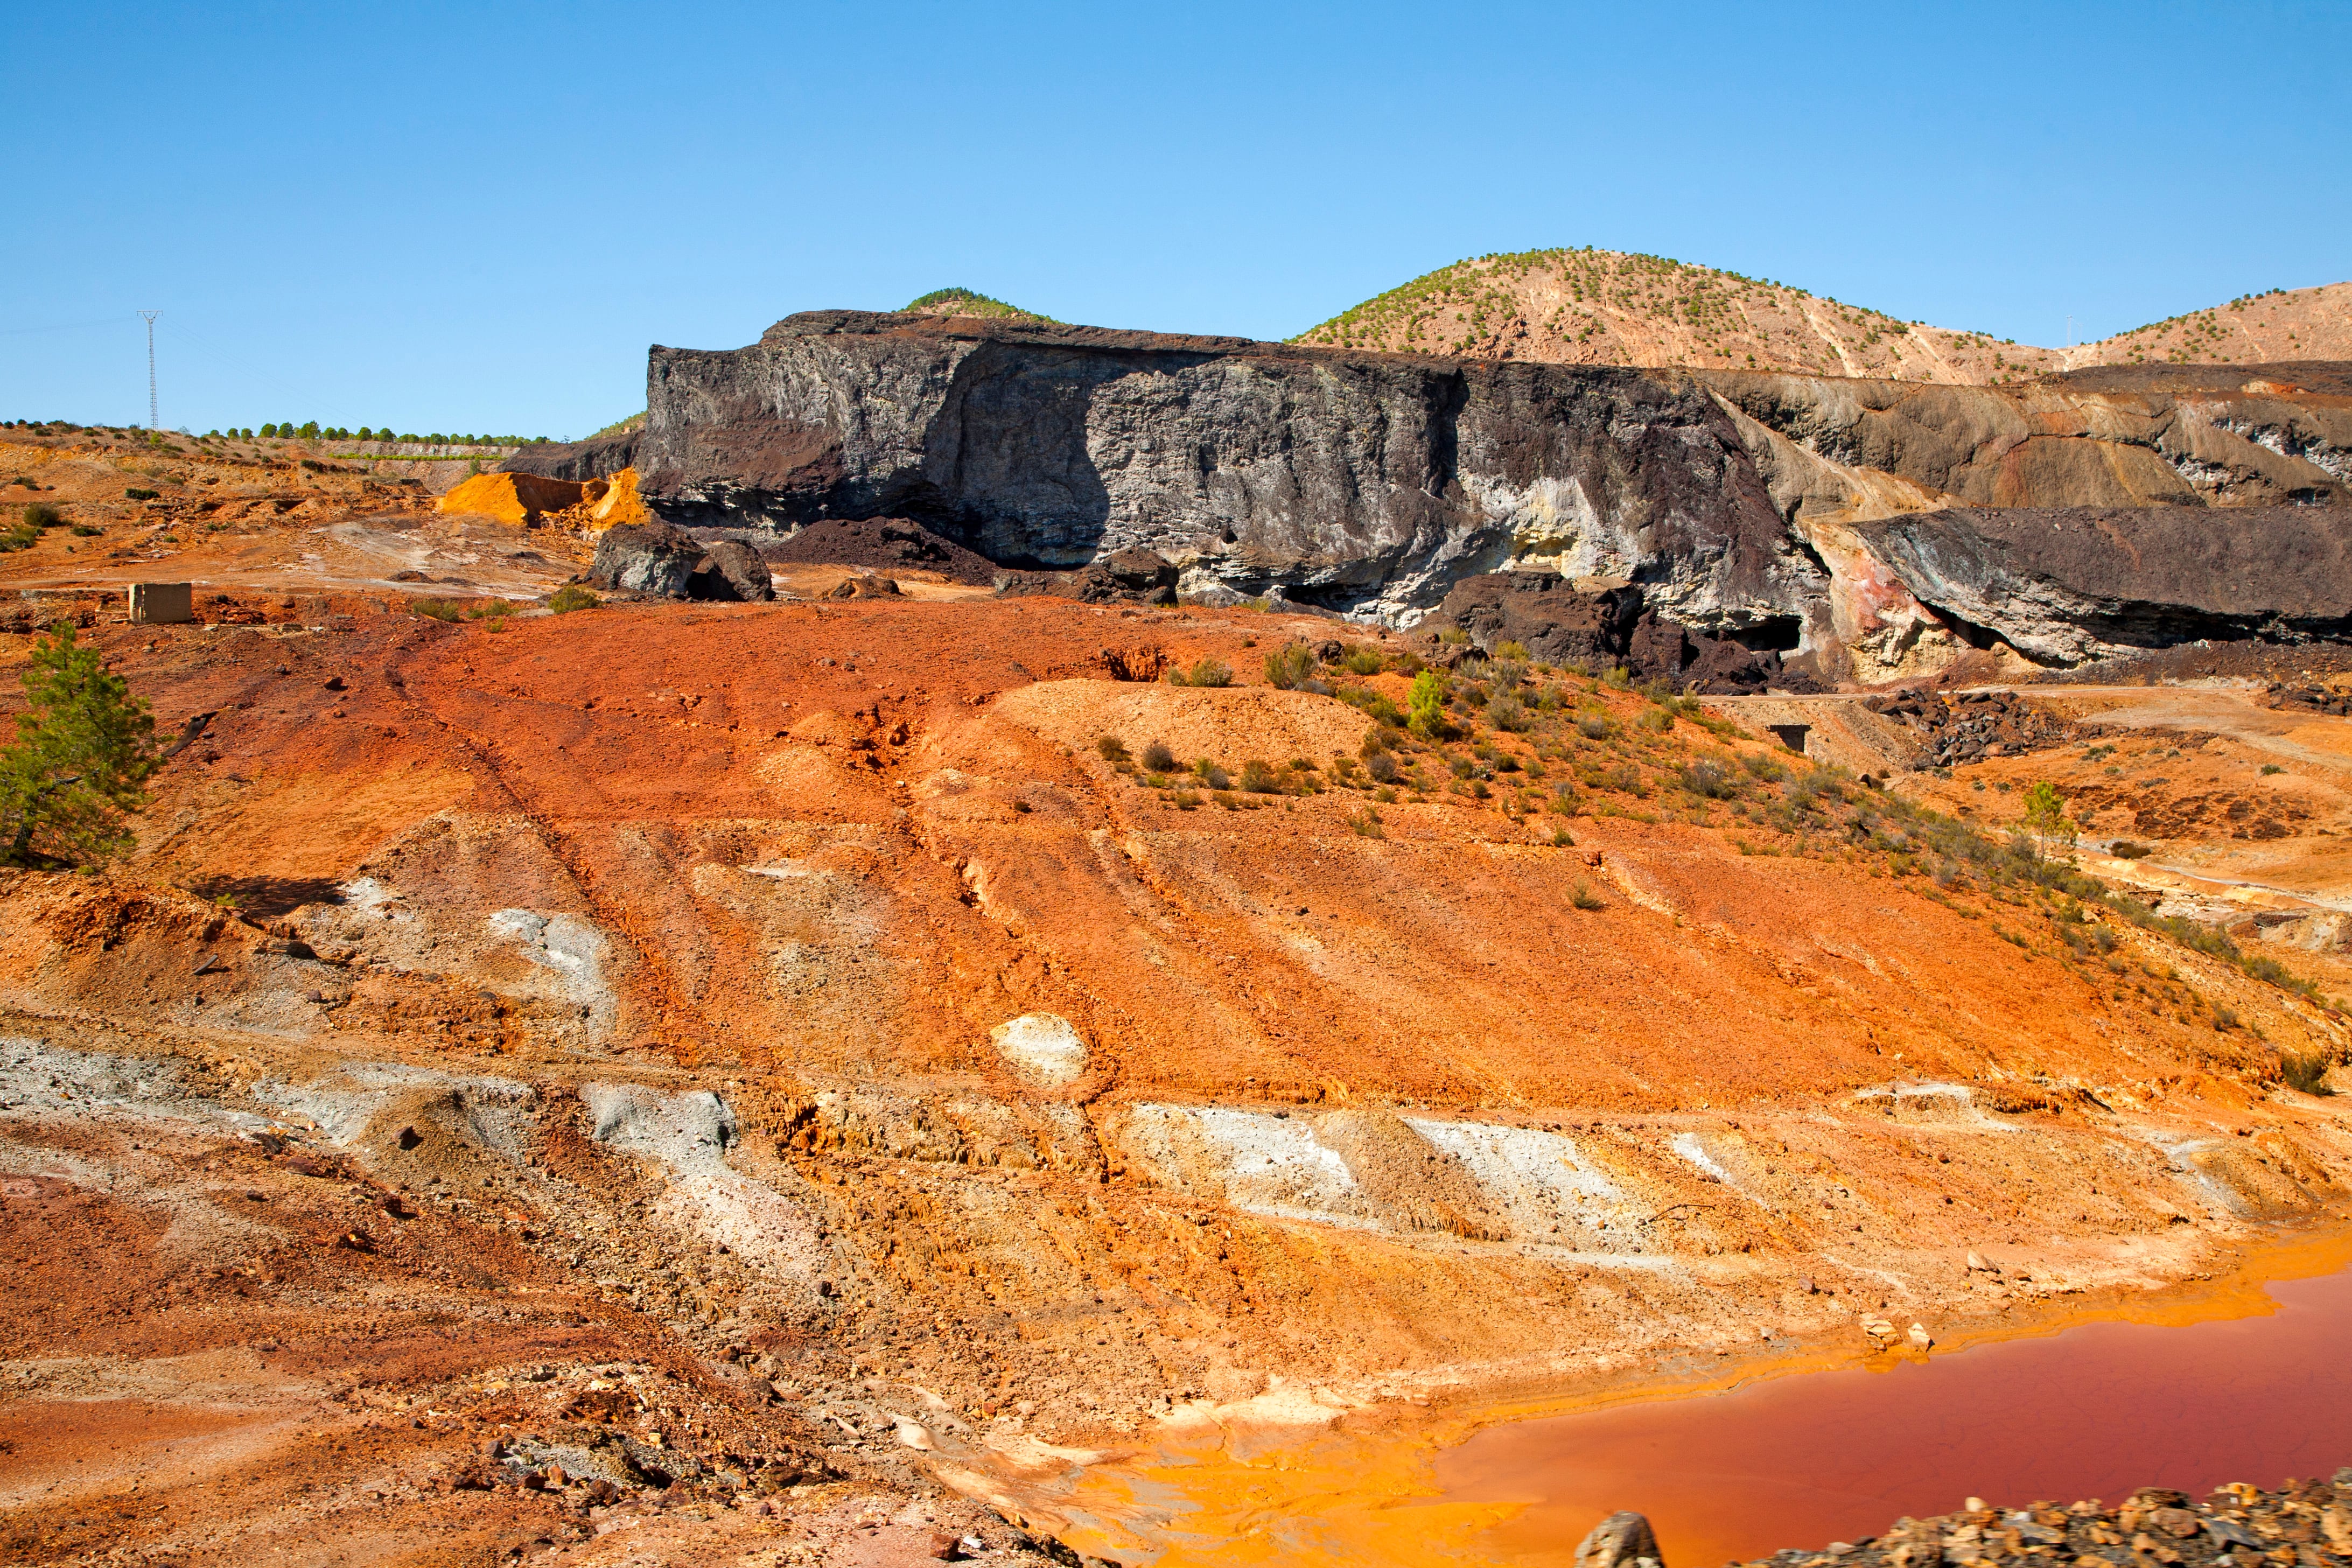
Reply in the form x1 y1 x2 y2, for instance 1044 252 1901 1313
435 467 649 528
435 471 591 524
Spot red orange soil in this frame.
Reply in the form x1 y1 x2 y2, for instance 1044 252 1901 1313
2 548 2350 1562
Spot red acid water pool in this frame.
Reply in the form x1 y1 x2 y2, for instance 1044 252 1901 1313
1433 1260 2352 1567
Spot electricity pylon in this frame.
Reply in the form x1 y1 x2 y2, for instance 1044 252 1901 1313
139 311 159 429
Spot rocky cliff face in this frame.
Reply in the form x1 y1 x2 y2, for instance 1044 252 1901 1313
516 311 1820 633
1846 505 2352 664
509 315 2352 683
1693 362 2352 514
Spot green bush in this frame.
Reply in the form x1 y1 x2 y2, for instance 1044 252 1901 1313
1679 757 1740 799
1407 670 1448 738
1140 739 1177 773
1347 808 1385 839
1 622 158 865
2110 841 2152 859
1263 643 1315 690
1496 640 1529 661
2282 1051 2335 1096
411 598 464 622
1570 878 1606 911
124 487 159 501
463 598 516 621
24 502 62 528
1095 734 1130 764
1240 759 1281 793
1364 751 1399 783
1182 657 1233 688
1487 696 1531 732
548 584 601 614
1342 647 1385 676
1192 759 1231 790
1577 715 1611 740
70 524 101 537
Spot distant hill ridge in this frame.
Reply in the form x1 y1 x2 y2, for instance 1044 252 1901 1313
902 288 1058 324
1292 248 2352 386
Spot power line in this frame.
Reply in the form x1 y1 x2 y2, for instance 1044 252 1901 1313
139 311 159 428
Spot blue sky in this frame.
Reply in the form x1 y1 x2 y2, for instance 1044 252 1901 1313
5 1 2345 438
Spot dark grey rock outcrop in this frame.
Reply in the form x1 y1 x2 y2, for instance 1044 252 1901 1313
516 310 1817 631
1693 362 2352 511
1847 504 2352 662
510 428 640 484
589 524 775 602
509 312 2352 679
592 522 702 598
692 540 773 603
1436 572 1790 692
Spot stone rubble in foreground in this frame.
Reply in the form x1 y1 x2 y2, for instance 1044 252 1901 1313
1720 1473 2352 1568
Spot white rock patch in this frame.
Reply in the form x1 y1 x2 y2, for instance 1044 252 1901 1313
989 1014 1088 1086
1122 1104 1375 1228
1405 1117 1639 1247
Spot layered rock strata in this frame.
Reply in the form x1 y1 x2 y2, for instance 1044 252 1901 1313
509 317 2352 683
513 310 1819 635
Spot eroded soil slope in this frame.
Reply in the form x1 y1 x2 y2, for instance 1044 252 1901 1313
3 592 2351 1563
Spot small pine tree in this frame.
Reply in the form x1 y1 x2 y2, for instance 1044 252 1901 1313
1 622 160 866
1408 669 1447 737
2021 780 2075 860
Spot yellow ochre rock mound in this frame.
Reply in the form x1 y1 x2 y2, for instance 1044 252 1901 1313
583 466 648 527
436 467 649 529
435 471 589 524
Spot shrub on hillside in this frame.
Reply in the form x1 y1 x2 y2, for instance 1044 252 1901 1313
1406 670 1448 738
1487 696 1531 732
1168 656 1233 688
548 584 601 614
1096 734 1130 763
1240 758 1281 793
23 503 61 529
1341 646 1384 676
2283 1051 2335 1096
1679 757 1740 799
1141 740 1177 773
1192 759 1231 791
0 622 158 866
1263 643 1315 690
411 598 464 622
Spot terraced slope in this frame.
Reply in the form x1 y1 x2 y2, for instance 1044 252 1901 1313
1294 249 2351 385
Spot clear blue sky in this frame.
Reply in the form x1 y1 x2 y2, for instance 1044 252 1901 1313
5 1 2345 439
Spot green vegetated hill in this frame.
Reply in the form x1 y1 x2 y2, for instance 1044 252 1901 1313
902 288 1058 323
1294 247 2352 386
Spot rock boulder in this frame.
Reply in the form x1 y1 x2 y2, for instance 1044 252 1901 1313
592 522 703 598
1576 1511 1663 1568
691 540 774 602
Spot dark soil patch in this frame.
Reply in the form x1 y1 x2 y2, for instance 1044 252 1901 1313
761 517 997 586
